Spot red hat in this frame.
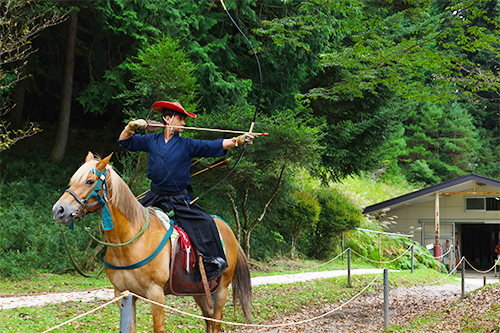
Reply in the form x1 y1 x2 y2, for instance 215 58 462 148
152 101 197 118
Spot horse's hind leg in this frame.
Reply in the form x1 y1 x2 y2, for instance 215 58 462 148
193 294 216 333
194 285 229 333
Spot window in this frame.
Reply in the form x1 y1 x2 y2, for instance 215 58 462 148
466 197 500 211
486 197 500 211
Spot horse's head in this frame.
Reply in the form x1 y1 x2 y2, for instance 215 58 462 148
53 152 113 226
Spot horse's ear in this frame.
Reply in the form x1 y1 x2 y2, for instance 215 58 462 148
85 151 94 162
96 153 113 172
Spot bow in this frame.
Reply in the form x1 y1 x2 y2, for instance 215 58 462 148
189 0 263 205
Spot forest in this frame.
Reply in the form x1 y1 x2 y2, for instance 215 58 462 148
1 0 499 277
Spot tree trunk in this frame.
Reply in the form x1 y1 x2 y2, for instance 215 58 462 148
290 235 296 259
13 65 26 128
242 228 252 260
51 12 77 161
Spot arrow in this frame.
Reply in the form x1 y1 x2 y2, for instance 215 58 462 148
146 120 269 136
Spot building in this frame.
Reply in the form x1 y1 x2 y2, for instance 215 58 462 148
363 174 500 269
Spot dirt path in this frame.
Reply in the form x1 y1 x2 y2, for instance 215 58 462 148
1 269 495 333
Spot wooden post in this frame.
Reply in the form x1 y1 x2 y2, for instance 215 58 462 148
434 192 442 260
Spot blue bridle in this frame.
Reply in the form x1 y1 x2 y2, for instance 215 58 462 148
65 168 114 230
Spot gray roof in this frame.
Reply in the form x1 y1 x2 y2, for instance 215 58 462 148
363 174 500 214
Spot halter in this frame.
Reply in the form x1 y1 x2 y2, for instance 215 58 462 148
65 168 114 230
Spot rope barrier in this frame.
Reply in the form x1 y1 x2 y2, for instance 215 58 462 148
414 246 452 260
42 292 127 332
127 273 382 328
390 257 465 286
249 249 349 274
39 274 381 331
350 245 413 264
464 257 500 274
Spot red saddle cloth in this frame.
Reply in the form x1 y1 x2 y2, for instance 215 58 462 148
169 226 221 296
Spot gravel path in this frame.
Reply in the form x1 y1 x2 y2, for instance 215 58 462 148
2 269 497 333
0 269 491 311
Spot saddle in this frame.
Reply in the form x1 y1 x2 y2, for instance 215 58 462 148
154 208 221 296
170 228 221 296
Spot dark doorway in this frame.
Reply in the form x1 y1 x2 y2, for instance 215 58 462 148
460 224 500 269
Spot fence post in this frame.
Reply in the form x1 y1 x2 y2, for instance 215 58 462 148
120 295 133 333
378 234 382 268
411 244 414 274
483 276 487 287
347 248 351 288
461 257 465 299
342 232 345 263
383 268 389 329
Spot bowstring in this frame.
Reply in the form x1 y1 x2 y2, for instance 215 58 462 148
189 0 263 205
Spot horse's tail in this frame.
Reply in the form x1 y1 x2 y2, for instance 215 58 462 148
232 242 253 323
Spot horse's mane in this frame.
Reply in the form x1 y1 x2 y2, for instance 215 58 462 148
70 157 164 230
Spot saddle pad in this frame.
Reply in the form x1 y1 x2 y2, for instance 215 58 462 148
170 236 221 296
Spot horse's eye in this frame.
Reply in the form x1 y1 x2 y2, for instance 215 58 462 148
86 179 95 185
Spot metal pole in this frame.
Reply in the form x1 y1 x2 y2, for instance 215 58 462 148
483 276 487 287
461 256 465 299
379 234 382 268
347 248 351 288
120 296 133 333
342 232 345 263
384 268 389 329
411 244 414 274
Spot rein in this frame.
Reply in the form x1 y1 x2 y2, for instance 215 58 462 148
64 166 171 272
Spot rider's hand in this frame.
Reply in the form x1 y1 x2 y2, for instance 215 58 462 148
125 119 148 134
232 133 258 147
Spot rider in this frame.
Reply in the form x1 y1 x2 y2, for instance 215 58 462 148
118 101 257 280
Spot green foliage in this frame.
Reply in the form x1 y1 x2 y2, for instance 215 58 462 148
306 187 363 260
0 148 104 278
117 35 198 119
279 189 321 257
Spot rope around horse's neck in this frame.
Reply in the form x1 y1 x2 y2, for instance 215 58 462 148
84 208 150 247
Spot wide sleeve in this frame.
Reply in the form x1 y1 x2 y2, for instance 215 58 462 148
187 138 226 158
118 134 152 152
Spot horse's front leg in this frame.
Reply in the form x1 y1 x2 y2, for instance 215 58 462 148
146 286 167 333
115 289 137 333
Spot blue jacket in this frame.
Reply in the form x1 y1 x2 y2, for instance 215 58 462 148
118 130 226 192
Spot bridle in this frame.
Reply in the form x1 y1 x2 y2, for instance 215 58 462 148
65 168 114 230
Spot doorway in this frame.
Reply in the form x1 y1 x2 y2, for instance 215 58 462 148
459 223 500 269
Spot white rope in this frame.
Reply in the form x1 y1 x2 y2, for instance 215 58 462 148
350 245 413 264
42 293 126 332
390 257 465 286
415 246 452 260
464 257 500 274
128 273 382 328
249 249 349 273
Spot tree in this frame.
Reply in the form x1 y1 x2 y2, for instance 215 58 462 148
279 189 320 258
190 107 323 258
0 0 68 151
51 11 78 161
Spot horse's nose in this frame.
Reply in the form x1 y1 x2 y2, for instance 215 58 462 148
53 204 67 221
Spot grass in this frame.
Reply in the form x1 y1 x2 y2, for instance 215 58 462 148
0 263 457 333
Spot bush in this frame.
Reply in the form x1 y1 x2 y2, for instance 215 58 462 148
305 187 363 260
0 150 104 278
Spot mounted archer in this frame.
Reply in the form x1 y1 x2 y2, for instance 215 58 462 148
118 101 257 280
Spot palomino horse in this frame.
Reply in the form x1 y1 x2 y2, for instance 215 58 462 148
52 152 252 333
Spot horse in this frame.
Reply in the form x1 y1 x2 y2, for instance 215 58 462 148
52 152 252 333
